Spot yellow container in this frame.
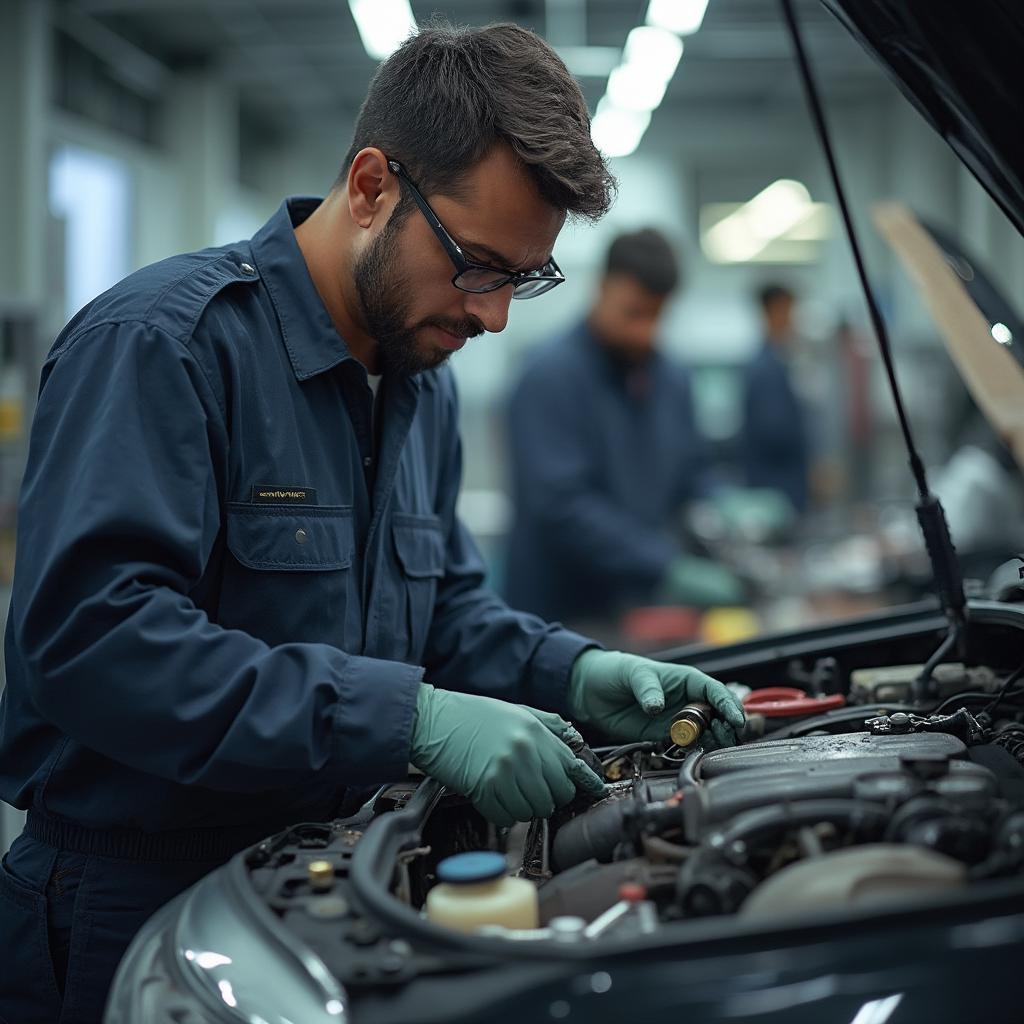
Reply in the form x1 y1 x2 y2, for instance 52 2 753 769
425 852 538 934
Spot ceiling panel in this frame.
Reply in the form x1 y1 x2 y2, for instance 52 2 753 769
62 0 888 141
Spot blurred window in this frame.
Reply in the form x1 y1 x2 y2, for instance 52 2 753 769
49 146 132 323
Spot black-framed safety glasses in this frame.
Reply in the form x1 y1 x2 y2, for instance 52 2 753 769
387 159 565 300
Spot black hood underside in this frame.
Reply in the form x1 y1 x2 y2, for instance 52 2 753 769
822 0 1024 237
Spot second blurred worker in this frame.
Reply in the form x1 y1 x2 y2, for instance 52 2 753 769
505 228 740 628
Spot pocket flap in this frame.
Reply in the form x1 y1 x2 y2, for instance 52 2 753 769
226 506 354 571
392 514 445 579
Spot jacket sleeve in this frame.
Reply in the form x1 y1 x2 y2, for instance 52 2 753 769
507 360 678 592
421 375 593 715
10 321 421 792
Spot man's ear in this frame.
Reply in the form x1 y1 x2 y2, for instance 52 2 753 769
347 148 397 229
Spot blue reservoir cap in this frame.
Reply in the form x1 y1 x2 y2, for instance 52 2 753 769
436 851 507 884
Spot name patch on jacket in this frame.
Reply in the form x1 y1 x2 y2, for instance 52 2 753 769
250 485 318 504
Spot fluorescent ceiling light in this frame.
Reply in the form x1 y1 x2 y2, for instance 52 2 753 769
606 62 670 111
622 26 683 82
744 179 812 239
348 0 416 61
701 179 830 263
591 99 651 159
646 0 710 36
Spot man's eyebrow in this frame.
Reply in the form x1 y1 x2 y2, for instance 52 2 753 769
456 236 551 273
455 235 519 269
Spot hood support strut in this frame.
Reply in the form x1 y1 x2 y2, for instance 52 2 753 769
780 0 968 697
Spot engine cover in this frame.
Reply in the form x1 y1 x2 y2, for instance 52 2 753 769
683 732 995 839
699 732 969 777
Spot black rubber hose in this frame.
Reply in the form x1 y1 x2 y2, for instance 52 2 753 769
551 799 628 871
677 748 704 790
712 799 890 851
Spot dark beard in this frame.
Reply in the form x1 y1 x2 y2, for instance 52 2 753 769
354 210 485 376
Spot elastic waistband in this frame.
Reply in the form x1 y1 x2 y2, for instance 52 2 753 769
26 809 276 863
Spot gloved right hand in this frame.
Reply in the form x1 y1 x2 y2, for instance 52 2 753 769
409 684 606 826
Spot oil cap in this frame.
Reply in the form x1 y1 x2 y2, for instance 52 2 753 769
669 702 713 747
307 860 335 891
436 851 507 885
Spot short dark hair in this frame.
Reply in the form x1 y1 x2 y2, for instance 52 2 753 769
339 20 616 222
758 283 795 309
605 228 680 296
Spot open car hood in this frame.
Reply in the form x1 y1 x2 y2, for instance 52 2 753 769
822 0 1024 236
817 0 1024 471
873 203 1024 471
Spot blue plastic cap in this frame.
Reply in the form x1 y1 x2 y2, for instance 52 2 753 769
436 851 507 884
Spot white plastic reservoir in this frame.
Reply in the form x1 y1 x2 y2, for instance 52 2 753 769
425 851 538 933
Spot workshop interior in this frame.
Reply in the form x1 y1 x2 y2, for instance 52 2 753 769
3 1 1024 1022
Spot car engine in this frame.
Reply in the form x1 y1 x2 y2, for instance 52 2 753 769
243 641 1024 987
387 658 1024 943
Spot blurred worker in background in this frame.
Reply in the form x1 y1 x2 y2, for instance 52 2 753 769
739 283 811 514
0 24 744 1023
504 228 742 630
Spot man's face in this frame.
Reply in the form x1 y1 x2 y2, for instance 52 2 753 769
764 294 796 342
354 146 564 376
592 273 668 362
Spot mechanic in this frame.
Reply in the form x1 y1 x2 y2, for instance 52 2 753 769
504 227 743 628
739 283 812 514
0 23 744 1024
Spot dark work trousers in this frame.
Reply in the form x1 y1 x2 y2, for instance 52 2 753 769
0 831 222 1024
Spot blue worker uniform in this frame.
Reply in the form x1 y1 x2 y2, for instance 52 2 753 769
0 198 589 1023
504 322 710 624
740 342 810 513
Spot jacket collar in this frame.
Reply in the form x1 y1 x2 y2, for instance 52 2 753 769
249 197 356 381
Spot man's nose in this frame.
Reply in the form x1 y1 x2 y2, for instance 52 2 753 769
463 285 515 335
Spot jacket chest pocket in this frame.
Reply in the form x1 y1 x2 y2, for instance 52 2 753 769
220 504 358 647
391 513 445 663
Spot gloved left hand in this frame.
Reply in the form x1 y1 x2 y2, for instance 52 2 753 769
567 649 745 746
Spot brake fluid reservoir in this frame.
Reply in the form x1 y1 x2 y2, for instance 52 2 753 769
425 852 538 933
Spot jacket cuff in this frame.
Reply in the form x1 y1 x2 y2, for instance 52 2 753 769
524 627 601 715
329 656 424 783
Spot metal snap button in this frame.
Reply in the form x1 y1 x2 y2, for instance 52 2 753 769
295 528 308 544
240 262 256 274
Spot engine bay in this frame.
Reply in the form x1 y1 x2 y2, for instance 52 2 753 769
395 651 1024 944
245 607 1024 988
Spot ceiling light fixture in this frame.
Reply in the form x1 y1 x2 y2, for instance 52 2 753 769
646 0 710 36
701 179 830 263
606 62 670 111
591 27 682 154
348 0 416 61
591 99 652 159
622 25 684 81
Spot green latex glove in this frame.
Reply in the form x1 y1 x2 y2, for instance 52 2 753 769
410 684 606 826
567 649 746 747
659 554 744 608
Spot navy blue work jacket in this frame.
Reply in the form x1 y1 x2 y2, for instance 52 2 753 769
740 342 810 513
0 198 588 836
504 322 710 624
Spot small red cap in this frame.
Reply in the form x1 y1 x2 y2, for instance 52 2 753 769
619 882 647 902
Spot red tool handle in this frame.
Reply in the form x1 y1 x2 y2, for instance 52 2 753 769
743 687 846 718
